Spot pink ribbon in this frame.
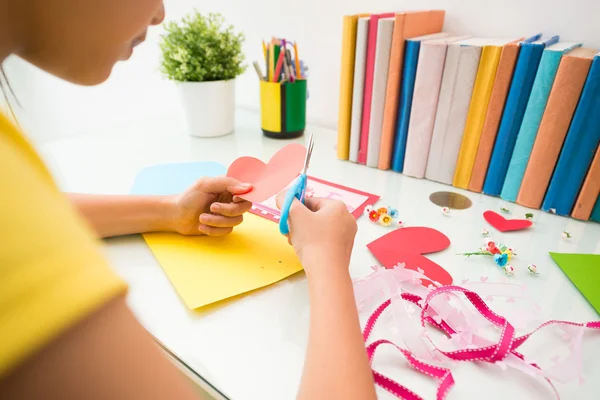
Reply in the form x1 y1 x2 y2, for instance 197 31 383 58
362 286 600 399
364 298 455 400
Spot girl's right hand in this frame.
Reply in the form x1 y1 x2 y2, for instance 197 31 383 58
276 194 357 275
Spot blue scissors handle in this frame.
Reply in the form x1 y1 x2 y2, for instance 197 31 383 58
279 174 307 235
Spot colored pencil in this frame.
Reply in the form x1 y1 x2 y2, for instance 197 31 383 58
269 43 275 82
274 49 285 82
294 42 301 79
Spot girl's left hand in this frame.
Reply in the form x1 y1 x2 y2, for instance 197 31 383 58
169 177 253 236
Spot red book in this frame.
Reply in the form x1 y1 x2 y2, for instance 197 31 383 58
357 13 395 164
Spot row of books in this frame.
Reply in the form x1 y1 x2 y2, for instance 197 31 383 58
336 10 600 222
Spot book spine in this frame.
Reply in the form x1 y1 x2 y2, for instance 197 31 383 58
366 19 395 167
357 16 380 164
572 146 600 220
453 46 502 189
468 44 520 192
403 43 448 178
348 18 369 163
501 51 563 202
336 16 359 160
391 40 421 172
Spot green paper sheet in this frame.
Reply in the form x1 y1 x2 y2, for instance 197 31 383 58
550 252 600 315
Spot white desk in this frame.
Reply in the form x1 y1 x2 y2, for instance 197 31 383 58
40 109 600 400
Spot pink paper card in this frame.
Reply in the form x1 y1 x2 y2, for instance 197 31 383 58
250 176 380 222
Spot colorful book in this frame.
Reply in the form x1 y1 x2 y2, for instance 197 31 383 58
403 35 470 178
348 17 370 163
452 37 523 189
366 17 396 167
468 39 529 193
357 13 395 165
572 146 600 221
425 37 486 185
542 52 600 215
390 32 449 172
337 14 369 160
483 35 559 195
501 42 582 202
377 10 445 170
515 47 595 209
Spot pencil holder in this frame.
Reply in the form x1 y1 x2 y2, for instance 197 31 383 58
260 79 307 139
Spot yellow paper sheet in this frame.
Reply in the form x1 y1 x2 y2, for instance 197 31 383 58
142 213 303 309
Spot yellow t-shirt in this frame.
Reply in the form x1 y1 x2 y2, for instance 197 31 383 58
0 112 126 377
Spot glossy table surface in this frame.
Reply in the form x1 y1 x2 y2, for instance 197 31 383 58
40 109 600 400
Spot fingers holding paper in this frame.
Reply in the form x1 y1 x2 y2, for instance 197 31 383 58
171 176 253 236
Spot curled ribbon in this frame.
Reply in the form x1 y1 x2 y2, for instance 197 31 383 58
361 285 600 399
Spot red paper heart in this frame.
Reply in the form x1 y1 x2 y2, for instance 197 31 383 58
226 143 306 203
367 227 453 286
483 211 532 232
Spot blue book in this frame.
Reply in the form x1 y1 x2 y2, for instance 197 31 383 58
391 33 448 172
483 35 559 195
542 53 600 215
591 196 600 222
500 42 581 202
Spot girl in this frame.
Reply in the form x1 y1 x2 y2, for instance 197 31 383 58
0 1 376 399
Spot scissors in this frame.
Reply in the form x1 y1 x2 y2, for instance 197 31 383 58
279 133 315 235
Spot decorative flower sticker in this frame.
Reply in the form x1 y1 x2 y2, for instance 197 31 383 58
527 264 539 275
388 207 399 218
364 205 374 215
368 210 380 222
459 241 517 276
379 214 393 227
481 228 490 237
486 241 501 255
396 220 405 229
494 253 509 267
441 206 450 215
377 207 388 215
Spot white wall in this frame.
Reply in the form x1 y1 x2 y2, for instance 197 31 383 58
4 0 600 143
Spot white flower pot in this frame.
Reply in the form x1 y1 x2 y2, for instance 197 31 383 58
178 80 235 138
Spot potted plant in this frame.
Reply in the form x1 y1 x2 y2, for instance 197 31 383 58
160 12 246 138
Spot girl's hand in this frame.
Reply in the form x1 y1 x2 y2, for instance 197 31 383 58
276 194 357 274
170 177 253 236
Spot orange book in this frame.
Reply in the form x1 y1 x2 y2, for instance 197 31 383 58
468 43 520 192
377 10 445 170
572 146 600 220
517 47 597 209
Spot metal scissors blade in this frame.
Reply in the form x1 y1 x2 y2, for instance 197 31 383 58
302 133 315 174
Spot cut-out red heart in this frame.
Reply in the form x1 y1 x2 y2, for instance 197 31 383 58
367 227 453 285
226 143 306 203
483 210 532 232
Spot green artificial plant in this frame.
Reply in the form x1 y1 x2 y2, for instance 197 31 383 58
160 12 246 82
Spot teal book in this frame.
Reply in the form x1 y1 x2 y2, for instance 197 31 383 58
592 196 600 222
500 42 582 202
